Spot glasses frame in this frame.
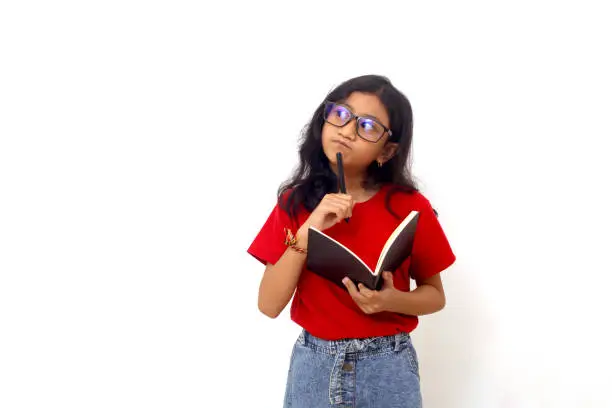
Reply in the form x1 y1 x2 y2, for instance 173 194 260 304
323 101 393 143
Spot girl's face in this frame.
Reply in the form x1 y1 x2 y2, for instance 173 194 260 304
321 92 397 173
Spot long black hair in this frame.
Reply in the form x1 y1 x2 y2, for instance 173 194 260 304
278 74 419 221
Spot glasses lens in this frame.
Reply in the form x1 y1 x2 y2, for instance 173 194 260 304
357 117 385 141
324 103 352 127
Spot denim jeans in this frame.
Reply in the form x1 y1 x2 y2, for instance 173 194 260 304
283 329 422 408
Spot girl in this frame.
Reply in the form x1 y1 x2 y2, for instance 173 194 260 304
247 75 456 408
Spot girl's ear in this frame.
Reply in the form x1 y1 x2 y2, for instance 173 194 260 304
377 142 399 164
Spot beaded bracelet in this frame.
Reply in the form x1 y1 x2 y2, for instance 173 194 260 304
284 228 307 254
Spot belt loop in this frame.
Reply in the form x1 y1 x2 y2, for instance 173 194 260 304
394 333 402 351
328 341 349 405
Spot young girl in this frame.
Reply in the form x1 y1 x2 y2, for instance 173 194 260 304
247 75 456 408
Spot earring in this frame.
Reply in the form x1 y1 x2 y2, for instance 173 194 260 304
377 160 383 168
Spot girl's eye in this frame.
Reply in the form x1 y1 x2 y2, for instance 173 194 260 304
334 108 350 121
360 119 375 131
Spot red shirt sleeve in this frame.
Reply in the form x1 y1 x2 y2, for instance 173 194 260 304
247 201 294 266
409 199 456 281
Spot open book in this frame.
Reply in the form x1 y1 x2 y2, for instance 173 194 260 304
306 211 419 290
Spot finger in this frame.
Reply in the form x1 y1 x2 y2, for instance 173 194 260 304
341 202 351 219
328 194 354 211
343 277 366 301
328 197 352 218
326 202 351 222
332 205 348 223
382 271 394 288
343 277 358 295
331 193 353 202
341 194 355 211
358 283 375 298
341 194 354 209
338 194 355 212
326 195 352 211
320 202 346 222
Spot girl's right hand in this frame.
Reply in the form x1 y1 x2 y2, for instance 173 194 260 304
297 193 354 241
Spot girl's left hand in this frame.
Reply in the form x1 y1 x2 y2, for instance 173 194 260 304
342 272 397 314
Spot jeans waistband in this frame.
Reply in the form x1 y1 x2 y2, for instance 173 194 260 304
298 329 411 356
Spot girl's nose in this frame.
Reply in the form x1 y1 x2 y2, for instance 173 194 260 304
338 119 358 140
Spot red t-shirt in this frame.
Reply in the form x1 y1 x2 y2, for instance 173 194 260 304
247 184 456 340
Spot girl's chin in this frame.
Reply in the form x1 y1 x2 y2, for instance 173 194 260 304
325 147 352 163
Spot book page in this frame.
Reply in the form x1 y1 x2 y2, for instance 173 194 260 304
374 211 419 275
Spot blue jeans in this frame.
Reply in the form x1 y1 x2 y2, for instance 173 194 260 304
283 329 422 408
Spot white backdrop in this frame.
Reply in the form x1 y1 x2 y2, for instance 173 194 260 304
1 1 611 407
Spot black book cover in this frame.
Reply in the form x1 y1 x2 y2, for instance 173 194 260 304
306 211 419 290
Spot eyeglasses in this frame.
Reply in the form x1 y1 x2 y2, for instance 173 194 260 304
323 101 392 143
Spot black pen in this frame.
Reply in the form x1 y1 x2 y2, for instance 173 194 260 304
336 152 350 223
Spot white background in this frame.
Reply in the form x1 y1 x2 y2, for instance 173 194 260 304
1 1 611 407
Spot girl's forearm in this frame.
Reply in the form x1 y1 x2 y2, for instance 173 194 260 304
257 229 308 318
385 284 446 316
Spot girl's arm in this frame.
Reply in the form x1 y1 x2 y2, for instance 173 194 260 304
343 270 447 316
257 229 308 318
257 193 354 318
385 273 446 316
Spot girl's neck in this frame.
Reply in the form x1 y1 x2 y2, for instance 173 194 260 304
330 163 380 201
343 177 365 194
337 171 380 203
